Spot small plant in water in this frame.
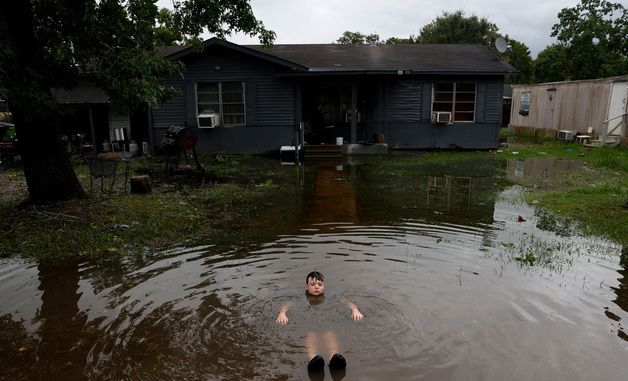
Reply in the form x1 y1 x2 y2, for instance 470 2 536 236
514 252 538 265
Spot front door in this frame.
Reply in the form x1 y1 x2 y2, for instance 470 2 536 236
543 89 556 130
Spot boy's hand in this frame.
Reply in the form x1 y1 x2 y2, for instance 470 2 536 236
276 311 289 325
351 308 364 321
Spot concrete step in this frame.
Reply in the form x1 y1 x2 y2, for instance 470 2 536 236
304 144 343 158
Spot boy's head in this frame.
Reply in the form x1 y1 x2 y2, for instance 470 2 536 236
305 271 325 296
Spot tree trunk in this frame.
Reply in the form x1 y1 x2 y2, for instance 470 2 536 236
1 0 86 204
13 107 86 203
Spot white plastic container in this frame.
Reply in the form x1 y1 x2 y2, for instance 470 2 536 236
336 137 343 145
129 142 139 155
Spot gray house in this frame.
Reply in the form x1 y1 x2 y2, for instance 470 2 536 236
151 38 516 153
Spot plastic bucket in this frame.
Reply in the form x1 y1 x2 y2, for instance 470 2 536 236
336 137 343 145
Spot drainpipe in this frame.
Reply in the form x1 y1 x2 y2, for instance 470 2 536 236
351 82 357 144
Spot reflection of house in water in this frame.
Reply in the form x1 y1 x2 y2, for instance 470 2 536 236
506 158 584 180
354 159 498 225
303 162 358 225
426 176 472 211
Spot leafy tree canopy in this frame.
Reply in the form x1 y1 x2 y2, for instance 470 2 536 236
417 10 500 45
502 37 534 84
534 44 569 83
0 0 274 203
416 10 533 83
550 0 627 80
336 31 382 45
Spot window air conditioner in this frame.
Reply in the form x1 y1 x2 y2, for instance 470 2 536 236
556 130 575 141
431 112 452 124
198 112 220 128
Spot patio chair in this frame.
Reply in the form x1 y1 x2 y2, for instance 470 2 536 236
576 127 593 143
86 155 119 193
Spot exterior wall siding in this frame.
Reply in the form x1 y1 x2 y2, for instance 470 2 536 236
374 77 503 149
150 45 506 152
151 45 296 154
510 79 615 135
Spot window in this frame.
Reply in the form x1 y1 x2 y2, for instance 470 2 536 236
197 82 245 127
519 91 531 116
432 82 476 122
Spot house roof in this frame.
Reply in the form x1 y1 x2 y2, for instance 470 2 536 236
159 38 517 76
247 43 517 75
158 38 308 71
51 84 109 104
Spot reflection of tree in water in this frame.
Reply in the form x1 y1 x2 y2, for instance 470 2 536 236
85 292 274 380
35 260 88 380
0 315 38 380
611 248 628 341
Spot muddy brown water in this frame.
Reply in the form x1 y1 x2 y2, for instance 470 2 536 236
1 157 626 380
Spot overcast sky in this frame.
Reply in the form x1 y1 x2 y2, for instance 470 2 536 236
162 0 584 57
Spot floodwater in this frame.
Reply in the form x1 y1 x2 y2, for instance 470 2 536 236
1 157 627 380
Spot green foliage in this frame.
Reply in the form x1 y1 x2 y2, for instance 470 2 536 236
551 0 628 80
385 36 417 44
534 44 569 83
155 8 184 46
0 0 275 115
417 10 500 45
503 37 534 84
336 31 382 44
416 10 533 83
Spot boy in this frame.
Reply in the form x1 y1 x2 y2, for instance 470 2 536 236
276 271 364 373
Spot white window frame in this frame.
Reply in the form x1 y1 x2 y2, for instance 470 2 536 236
431 82 477 123
196 82 246 127
519 91 531 116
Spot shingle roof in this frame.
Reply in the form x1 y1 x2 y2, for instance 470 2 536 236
159 38 517 76
247 43 516 75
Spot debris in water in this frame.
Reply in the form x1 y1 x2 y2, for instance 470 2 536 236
516 215 526 222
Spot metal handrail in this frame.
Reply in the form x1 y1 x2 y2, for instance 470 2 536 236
601 112 627 143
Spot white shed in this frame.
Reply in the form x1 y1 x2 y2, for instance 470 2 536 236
510 76 627 145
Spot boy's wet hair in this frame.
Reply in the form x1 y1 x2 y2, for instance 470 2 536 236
306 271 324 283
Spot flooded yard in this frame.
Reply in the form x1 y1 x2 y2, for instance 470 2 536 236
1 156 626 380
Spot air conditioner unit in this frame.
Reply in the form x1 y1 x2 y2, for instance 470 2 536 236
556 130 575 141
431 112 452 124
198 112 220 128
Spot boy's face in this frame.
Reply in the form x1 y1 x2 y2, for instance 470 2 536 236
305 277 325 296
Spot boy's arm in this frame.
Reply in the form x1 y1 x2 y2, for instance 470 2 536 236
276 301 294 325
342 299 364 321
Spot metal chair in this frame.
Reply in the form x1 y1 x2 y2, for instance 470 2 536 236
86 155 119 193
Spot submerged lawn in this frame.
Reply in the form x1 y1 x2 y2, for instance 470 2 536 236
0 156 302 260
496 139 628 248
0 139 626 259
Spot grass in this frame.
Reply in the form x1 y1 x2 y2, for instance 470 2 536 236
0 155 302 260
1 137 626 259
496 139 628 247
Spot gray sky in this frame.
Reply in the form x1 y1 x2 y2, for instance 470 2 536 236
163 0 584 57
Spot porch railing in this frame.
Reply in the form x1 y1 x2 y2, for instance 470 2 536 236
600 113 626 146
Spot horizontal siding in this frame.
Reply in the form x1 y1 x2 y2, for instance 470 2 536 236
257 80 294 125
152 84 184 129
387 80 422 122
152 45 295 129
483 81 503 124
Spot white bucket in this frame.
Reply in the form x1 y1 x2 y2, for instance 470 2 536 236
336 137 343 145
129 142 139 155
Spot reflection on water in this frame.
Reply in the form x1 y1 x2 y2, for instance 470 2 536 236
1 156 627 380
506 157 584 180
